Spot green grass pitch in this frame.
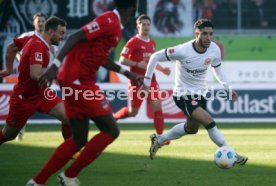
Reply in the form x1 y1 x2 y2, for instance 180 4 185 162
1 123 276 186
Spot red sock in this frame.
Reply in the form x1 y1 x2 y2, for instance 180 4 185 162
34 138 79 184
0 129 5 145
154 110 164 135
65 132 115 178
61 122 72 140
113 107 129 120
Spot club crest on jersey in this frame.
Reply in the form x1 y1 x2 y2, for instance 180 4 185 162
191 100 198 106
35 52 43 62
86 21 100 33
168 48 174 54
204 58 211 65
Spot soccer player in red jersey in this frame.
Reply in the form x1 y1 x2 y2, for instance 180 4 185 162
113 14 171 136
0 12 47 78
27 1 141 185
0 13 71 141
0 16 70 145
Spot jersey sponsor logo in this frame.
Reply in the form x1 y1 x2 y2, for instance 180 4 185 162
86 21 100 33
122 47 129 55
35 52 43 62
204 58 211 65
186 68 207 74
141 46 146 50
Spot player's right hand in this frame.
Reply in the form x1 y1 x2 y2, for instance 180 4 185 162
38 64 59 87
0 69 12 77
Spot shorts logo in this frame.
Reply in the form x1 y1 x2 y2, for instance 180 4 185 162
35 52 43 62
101 100 109 110
86 21 100 33
191 100 198 106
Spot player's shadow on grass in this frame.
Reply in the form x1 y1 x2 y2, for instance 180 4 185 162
1 143 276 186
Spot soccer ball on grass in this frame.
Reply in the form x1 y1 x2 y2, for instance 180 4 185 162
214 146 237 169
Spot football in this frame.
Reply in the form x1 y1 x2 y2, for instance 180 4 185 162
214 146 237 169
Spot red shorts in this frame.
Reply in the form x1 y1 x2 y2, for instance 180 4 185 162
60 82 112 119
6 91 61 128
128 82 160 110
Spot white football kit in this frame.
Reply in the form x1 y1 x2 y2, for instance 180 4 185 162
144 40 230 96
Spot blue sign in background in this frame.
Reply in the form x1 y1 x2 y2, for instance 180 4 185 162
207 90 276 118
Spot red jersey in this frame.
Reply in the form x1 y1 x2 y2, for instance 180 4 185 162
58 10 123 85
121 35 157 85
13 35 50 99
13 31 37 51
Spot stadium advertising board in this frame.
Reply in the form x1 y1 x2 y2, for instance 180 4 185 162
0 84 276 124
148 0 193 37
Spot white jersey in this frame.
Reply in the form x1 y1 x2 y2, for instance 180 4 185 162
166 40 221 96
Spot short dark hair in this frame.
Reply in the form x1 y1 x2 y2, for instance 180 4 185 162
194 19 214 30
136 14 151 24
45 16 67 32
33 12 46 21
114 0 137 9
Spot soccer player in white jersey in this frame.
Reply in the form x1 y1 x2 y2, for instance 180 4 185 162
140 19 248 165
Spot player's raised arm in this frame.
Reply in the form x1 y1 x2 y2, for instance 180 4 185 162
143 49 168 87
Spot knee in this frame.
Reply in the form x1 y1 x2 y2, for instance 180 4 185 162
107 127 120 139
73 136 88 148
111 127 120 139
185 126 199 134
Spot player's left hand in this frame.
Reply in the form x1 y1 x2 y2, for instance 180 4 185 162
138 84 150 99
230 89 238 101
125 71 144 86
38 64 59 87
162 67 171 76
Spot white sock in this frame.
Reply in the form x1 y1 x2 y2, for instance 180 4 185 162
207 126 228 147
158 123 186 144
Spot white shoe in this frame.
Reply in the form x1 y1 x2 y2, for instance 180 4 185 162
235 153 248 165
149 133 162 160
26 179 44 186
57 172 80 186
